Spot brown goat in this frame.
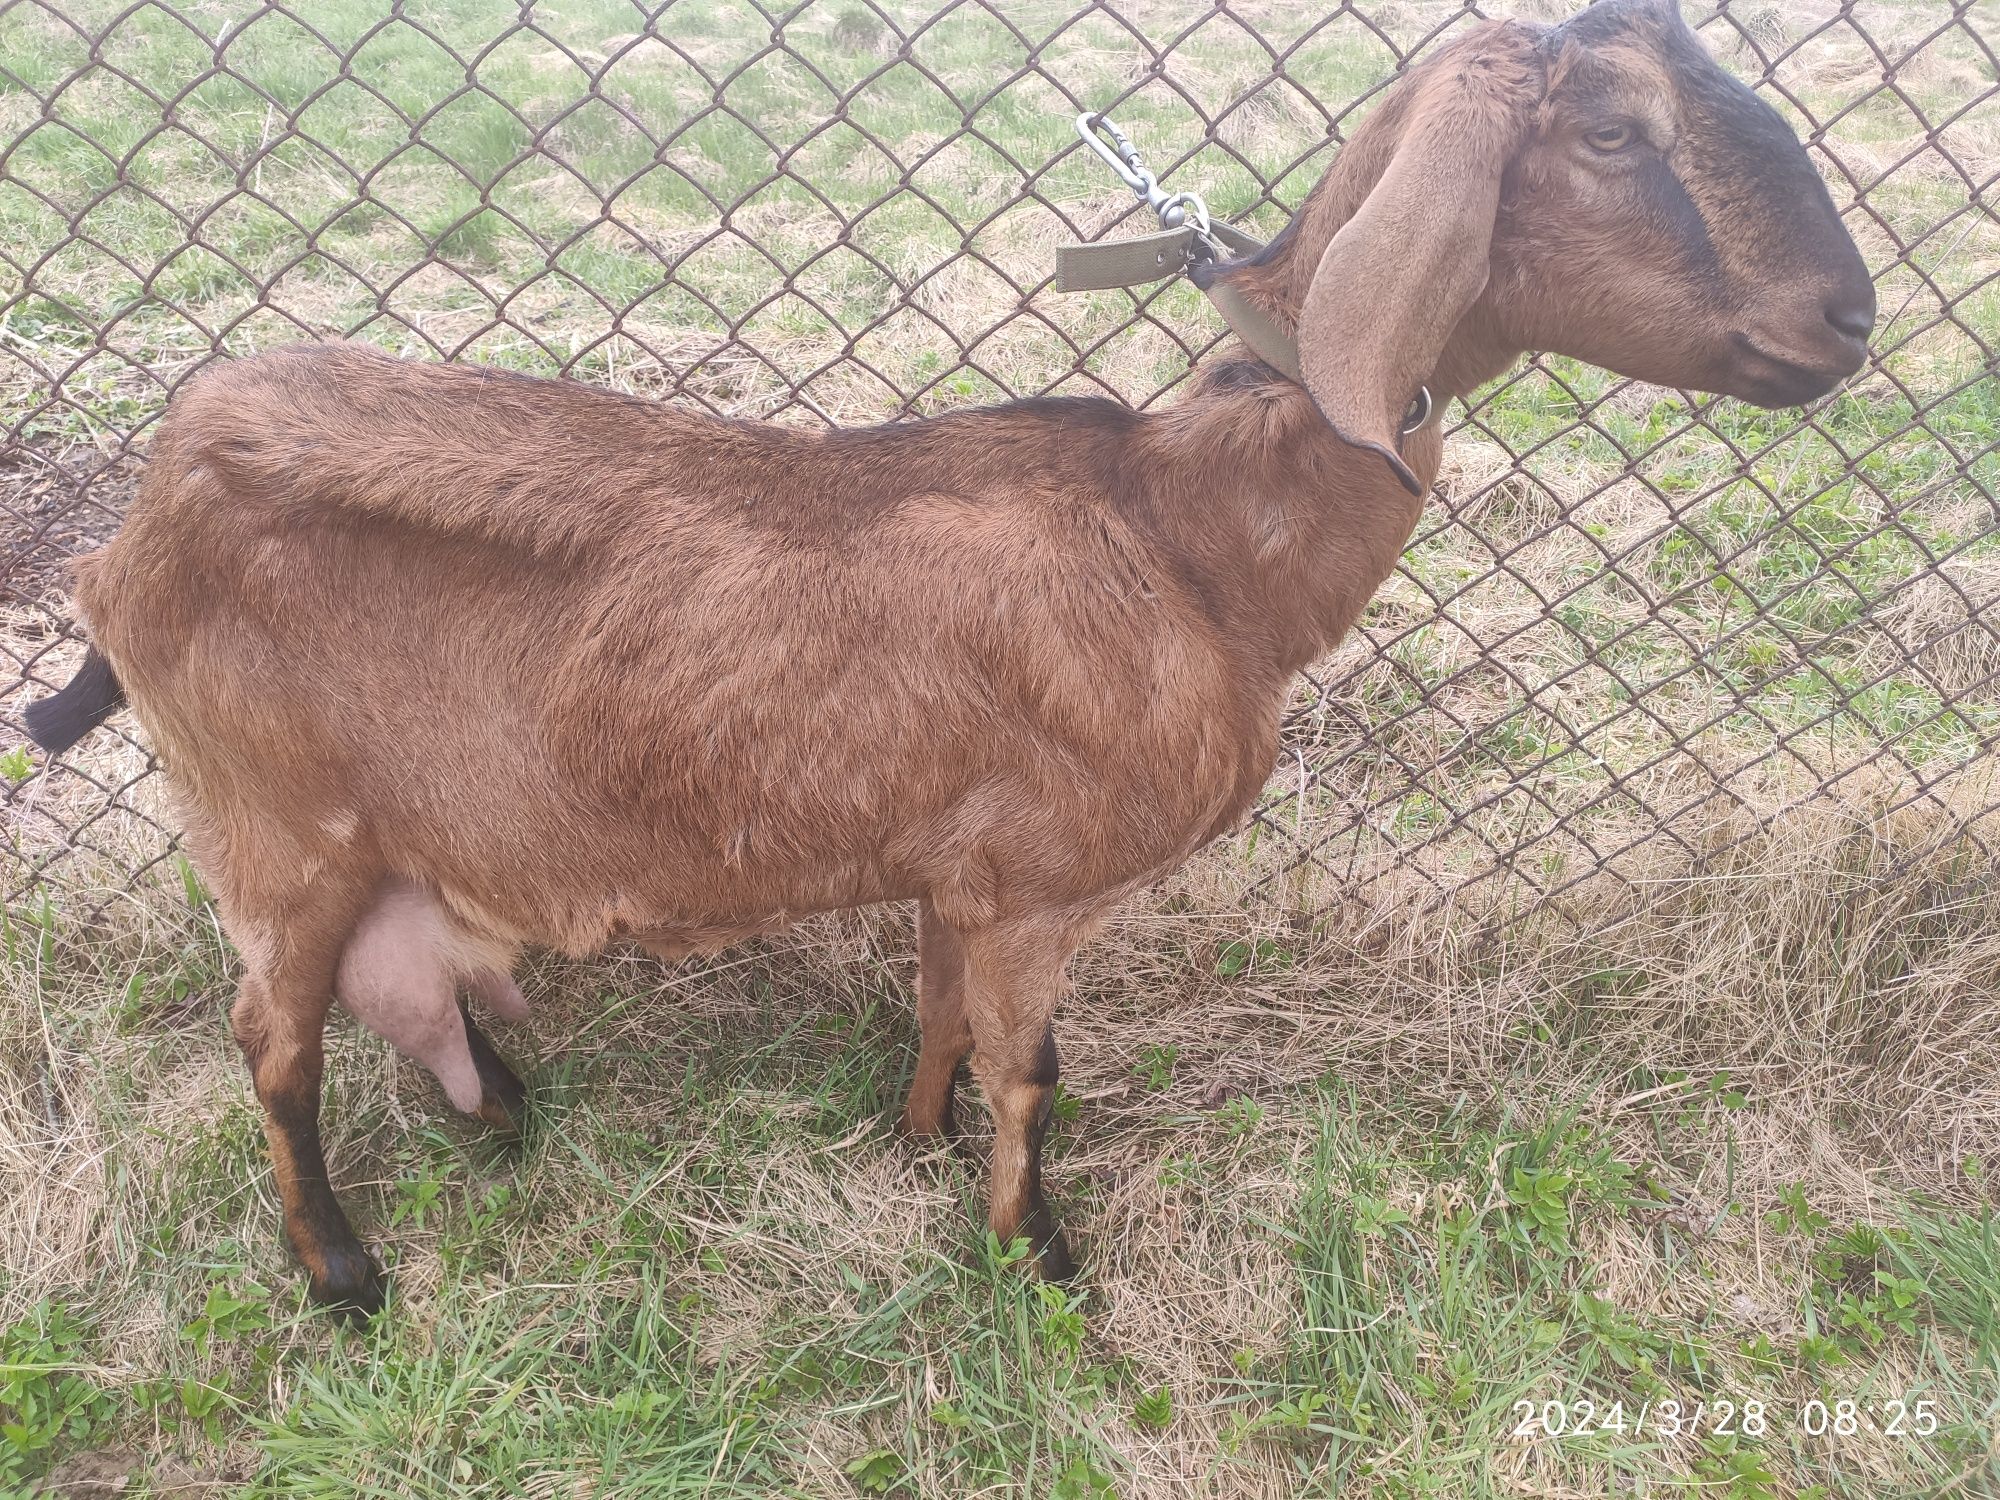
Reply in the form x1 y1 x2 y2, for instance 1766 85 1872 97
28 0 1871 1317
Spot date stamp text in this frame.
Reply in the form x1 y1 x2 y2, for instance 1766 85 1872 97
1511 1397 1940 1442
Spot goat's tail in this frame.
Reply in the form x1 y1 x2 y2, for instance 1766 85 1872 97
23 646 126 755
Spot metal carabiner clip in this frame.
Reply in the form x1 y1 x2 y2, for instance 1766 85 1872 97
1075 111 1208 230
1076 112 1155 200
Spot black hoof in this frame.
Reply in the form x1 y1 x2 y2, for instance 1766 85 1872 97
474 1077 529 1137
895 1121 940 1154
901 1132 979 1189
897 1098 981 1170
1026 1216 1078 1284
895 1112 962 1150
308 1241 387 1324
463 1007 530 1137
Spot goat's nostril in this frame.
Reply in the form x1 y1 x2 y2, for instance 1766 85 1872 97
1824 296 1875 342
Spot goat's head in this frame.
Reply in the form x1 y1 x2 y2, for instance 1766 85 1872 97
1219 0 1875 494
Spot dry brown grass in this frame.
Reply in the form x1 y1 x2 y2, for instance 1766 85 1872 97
3 766 1998 1494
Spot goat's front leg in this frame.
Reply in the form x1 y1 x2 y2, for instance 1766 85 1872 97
229 891 383 1320
900 898 973 1145
961 918 1084 1282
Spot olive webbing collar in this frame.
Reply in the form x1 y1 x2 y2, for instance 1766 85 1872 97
1053 220 1304 382
1056 111 1436 447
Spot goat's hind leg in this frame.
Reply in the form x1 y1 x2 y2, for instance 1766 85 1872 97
229 881 385 1319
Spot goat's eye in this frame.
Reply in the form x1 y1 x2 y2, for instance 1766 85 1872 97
1584 122 1639 153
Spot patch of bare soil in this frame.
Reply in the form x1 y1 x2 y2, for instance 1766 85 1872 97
33 1449 229 1497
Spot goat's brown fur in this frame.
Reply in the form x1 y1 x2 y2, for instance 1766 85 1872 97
46 0 1873 1313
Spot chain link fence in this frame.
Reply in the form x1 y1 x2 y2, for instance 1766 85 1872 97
2 0 1995 934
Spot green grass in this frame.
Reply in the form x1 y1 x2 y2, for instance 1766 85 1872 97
6 850 2000 1497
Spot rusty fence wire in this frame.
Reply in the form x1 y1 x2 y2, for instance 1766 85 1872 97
1 0 1995 935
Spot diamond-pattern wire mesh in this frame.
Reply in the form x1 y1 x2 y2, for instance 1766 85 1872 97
0 0 1995 933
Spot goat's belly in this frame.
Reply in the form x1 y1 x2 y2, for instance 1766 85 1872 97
417 841 913 962
603 864 916 955
626 916 792 963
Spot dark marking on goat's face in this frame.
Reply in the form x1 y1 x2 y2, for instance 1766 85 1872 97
1490 0 1873 406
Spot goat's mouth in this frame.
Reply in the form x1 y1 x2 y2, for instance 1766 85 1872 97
1727 331 1867 407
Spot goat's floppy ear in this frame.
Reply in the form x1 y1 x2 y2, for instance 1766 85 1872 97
1297 32 1541 495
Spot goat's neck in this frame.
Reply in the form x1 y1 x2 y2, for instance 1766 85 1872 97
1137 89 1528 678
1139 320 1518 681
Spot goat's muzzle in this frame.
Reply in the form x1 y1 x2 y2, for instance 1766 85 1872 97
1727 325 1870 407
1726 262 1876 407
